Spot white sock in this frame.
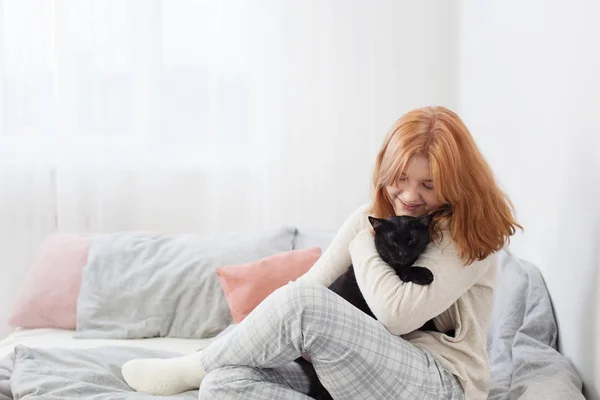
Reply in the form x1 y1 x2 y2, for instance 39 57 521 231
121 352 206 395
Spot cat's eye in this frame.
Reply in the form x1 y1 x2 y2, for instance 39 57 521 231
408 239 416 246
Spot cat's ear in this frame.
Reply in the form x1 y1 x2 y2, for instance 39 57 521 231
368 216 388 232
417 213 434 227
418 206 449 227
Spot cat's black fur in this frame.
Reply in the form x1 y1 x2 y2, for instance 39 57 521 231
295 211 454 400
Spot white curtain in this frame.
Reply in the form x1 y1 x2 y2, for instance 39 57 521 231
0 0 457 335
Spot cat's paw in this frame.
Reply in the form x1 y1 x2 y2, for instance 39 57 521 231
406 266 434 285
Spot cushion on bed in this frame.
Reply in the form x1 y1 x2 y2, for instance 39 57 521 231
293 229 334 251
216 247 321 323
8 233 92 330
75 228 296 339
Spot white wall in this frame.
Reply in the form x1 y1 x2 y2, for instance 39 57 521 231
0 1 459 337
458 1 600 398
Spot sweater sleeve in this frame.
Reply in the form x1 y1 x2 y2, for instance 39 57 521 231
296 204 370 287
349 229 493 335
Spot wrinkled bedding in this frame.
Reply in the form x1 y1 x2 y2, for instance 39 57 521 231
0 251 584 399
486 250 584 399
0 346 197 399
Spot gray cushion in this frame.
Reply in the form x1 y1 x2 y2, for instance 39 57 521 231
75 227 296 339
293 229 335 252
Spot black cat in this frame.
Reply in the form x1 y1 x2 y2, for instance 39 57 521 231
296 211 452 400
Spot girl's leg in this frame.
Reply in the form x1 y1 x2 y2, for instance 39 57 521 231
199 363 312 400
122 281 464 399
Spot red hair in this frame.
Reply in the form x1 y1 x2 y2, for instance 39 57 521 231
371 106 522 264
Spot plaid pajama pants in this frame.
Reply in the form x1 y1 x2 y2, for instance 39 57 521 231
198 281 465 399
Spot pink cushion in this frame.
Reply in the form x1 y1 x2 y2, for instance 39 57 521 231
216 247 322 323
8 233 92 329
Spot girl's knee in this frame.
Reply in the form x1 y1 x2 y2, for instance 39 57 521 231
280 280 329 298
274 280 330 311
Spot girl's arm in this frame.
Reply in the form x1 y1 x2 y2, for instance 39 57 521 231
296 204 370 287
350 229 494 335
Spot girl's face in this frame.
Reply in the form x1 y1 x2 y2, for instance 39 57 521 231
385 155 444 217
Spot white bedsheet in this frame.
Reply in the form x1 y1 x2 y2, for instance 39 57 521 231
0 328 220 359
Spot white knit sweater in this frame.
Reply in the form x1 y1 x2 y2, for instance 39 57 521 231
297 203 497 400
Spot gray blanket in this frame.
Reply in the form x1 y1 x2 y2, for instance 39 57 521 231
0 346 198 399
0 251 584 399
487 250 584 400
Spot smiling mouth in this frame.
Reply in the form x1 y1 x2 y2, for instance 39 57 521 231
400 199 423 208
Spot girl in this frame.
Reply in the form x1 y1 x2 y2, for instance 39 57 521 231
122 106 520 399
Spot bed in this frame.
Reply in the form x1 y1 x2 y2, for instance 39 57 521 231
0 326 237 400
0 229 586 399
0 328 217 359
